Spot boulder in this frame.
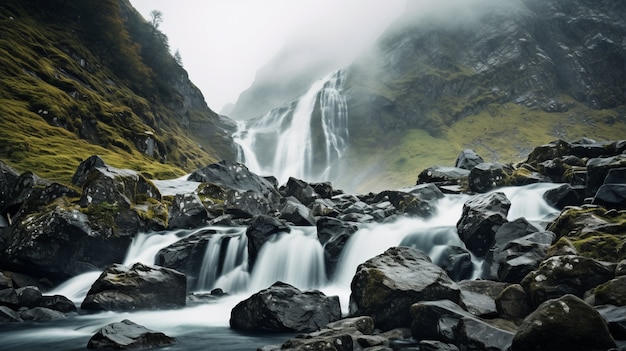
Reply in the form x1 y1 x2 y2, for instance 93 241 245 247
458 280 510 318
279 200 315 226
167 193 209 229
0 305 22 323
224 190 272 218
0 160 20 210
350 247 460 331
586 154 626 197
594 276 626 306
230 281 341 333
372 190 434 218
510 294 616 351
310 198 340 217
311 182 335 199
520 255 615 307
457 192 511 257
467 163 513 193
316 217 358 277
246 215 290 269
455 149 484 170
543 184 586 209
326 316 375 335
418 340 459 351
525 140 571 165
0 272 12 289
0 288 18 308
435 245 473 282
417 166 470 185
38 294 76 313
457 317 514 351
595 304 626 341
281 177 319 206
618 259 626 276
187 160 280 204
87 319 176 349
593 184 626 210
496 230 556 283
266 331 354 351
495 284 531 320
407 183 446 202
537 158 572 182
15 286 42 308
20 307 66 321
81 263 187 311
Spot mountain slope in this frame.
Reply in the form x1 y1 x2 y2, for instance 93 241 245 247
0 0 235 183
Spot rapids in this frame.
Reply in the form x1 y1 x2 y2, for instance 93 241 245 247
0 182 560 351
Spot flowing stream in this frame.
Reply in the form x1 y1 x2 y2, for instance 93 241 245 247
0 182 560 351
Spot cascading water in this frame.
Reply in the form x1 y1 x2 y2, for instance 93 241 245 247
233 70 348 185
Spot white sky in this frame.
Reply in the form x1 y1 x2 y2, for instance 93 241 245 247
129 0 406 114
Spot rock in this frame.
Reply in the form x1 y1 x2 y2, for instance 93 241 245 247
605 167 626 184
586 154 626 197
0 305 22 322
224 190 272 219
154 229 215 288
593 184 626 210
311 182 335 199
271 332 354 351
20 307 66 321
326 316 375 335
0 272 12 289
81 263 187 311
87 319 176 349
279 200 315 226
0 160 20 210
71 155 106 187
458 280 509 318
457 192 511 257
525 140 571 165
316 217 358 277
537 158 572 183
418 340 459 351
467 162 513 193
15 286 42 308
230 281 341 333
281 177 319 206
187 160 280 204
543 184 586 209
495 284 531 320
372 190 435 218
618 259 626 276
458 317 514 351
410 299 477 343
417 166 470 185
310 198 340 217
246 215 290 269
407 183 446 202
594 276 626 306
497 230 556 283
435 245 473 282
350 247 460 331
455 149 484 170
595 305 626 341
0 288 18 308
510 294 616 351
38 294 77 313
520 255 615 307
167 193 209 229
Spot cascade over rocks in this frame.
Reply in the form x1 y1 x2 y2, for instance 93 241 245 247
230 281 341 333
316 217 358 276
435 245 473 282
81 262 187 311
456 192 511 257
349 246 460 331
87 319 177 350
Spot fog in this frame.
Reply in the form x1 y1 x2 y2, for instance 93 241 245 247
130 0 406 115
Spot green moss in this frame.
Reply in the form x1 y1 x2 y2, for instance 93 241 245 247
571 234 625 262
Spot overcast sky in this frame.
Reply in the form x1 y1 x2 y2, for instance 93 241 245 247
129 0 406 113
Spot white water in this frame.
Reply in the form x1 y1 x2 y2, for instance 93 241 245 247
233 70 348 185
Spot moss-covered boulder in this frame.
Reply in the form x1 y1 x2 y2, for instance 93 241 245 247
511 294 616 351
467 162 514 193
349 247 460 331
594 276 626 307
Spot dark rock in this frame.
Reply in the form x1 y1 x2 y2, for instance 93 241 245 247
311 182 334 199
310 198 340 217
21 307 66 321
497 230 556 283
316 217 358 277
154 229 215 288
246 215 290 269
326 316 375 335
458 317 514 351
81 263 187 311
467 162 513 193
455 149 484 170
87 319 176 349
526 140 571 165
0 160 20 210
595 304 626 341
569 138 613 159
39 294 77 313
10 181 81 222
457 192 511 257
418 340 459 351
407 183 445 202
520 255 615 307
279 200 315 226
618 259 626 277
224 190 271 218
0 305 23 322
510 294 616 351
282 177 319 206
71 155 106 187
0 272 12 289
0 288 18 308
586 154 626 197
417 166 470 185
593 184 626 210
15 286 42 308
495 284 531 320
537 158 572 182
458 280 509 318
230 281 341 333
188 160 280 204
167 193 209 229
435 245 473 282
410 299 476 343
543 184 586 209
272 332 354 351
605 167 626 184
594 276 626 306
350 247 460 331
372 190 434 218
1 171 49 223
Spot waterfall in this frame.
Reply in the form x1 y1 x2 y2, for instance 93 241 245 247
233 70 348 186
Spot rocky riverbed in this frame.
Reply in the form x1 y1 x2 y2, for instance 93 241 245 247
1 138 625 350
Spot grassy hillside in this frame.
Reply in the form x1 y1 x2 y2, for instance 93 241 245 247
0 0 234 184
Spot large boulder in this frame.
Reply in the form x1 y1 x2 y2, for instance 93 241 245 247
593 184 626 210
417 166 470 186
594 276 626 306
455 149 484 170
316 217 358 277
543 183 586 209
434 245 473 282
372 190 435 218
586 154 626 197
467 162 514 193
246 215 290 269
230 281 341 333
510 294 616 351
81 263 187 311
457 192 511 257
87 319 176 350
167 193 209 229
349 247 460 331
281 177 319 206
279 200 316 226
188 160 280 204
458 280 510 318
224 190 272 219
496 230 556 283
520 255 615 307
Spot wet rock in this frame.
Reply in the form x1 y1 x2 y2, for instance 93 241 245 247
458 280 509 318
71 155 106 187
455 149 484 170
350 247 460 331
0 160 20 210
87 319 176 349
224 190 272 218
537 157 572 183
586 154 626 197
435 245 473 282
38 294 77 313
543 183 586 209
15 286 42 308
520 255 615 307
326 316 375 335
188 160 280 204
0 305 22 322
417 166 470 186
0 272 12 289
230 281 341 333
418 340 459 351
311 182 335 199
458 317 514 351
281 177 319 206
457 192 511 257
268 331 354 351
246 215 290 269
316 217 358 277
310 198 340 217
407 183 445 202
167 193 209 229
372 190 435 218
495 284 531 320
594 276 626 306
497 230 556 283
593 184 626 210
510 294 616 351
0 288 18 308
410 299 476 343
81 262 187 311
467 162 513 193
595 305 626 341
21 306 66 321
618 259 626 276
279 200 315 226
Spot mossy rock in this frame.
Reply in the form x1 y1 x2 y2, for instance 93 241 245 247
594 276 626 306
571 233 625 262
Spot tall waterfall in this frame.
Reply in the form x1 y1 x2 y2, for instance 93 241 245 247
233 70 348 186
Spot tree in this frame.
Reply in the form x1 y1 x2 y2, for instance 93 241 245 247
150 10 163 31
174 49 183 67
